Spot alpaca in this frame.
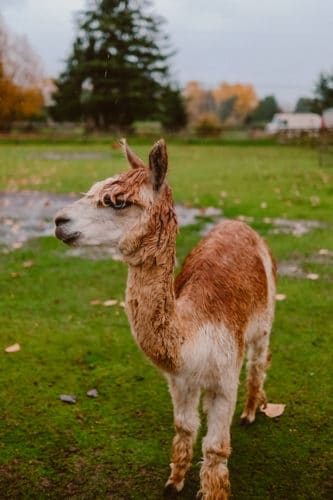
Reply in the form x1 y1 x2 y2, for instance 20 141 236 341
55 139 277 499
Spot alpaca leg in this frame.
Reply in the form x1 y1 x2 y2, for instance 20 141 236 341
200 390 237 500
241 333 271 425
164 378 200 494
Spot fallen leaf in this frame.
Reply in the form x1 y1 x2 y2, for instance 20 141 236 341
103 299 118 307
260 403 285 418
306 273 319 280
12 242 23 249
87 389 98 398
237 215 254 223
318 249 329 255
276 293 286 301
22 260 34 268
260 201 267 209
60 394 76 404
119 301 126 308
10 272 20 278
90 299 102 305
5 343 21 353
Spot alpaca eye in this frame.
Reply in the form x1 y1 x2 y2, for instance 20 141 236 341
113 200 128 210
102 194 129 209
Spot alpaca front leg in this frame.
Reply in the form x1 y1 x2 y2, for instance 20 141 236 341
164 379 200 494
200 391 237 500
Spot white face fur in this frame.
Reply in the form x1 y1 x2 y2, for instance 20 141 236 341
54 177 146 249
55 138 169 252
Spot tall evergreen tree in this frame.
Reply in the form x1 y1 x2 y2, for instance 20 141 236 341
51 0 186 130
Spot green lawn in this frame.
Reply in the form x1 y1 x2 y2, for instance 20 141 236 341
0 141 332 499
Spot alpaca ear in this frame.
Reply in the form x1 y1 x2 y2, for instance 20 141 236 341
149 139 168 191
119 138 146 169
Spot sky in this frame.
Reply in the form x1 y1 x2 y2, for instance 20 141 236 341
1 0 332 108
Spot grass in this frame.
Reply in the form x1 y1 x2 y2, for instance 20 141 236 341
0 141 332 499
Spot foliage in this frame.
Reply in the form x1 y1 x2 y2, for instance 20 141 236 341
0 142 332 499
193 112 222 136
213 82 258 123
294 97 315 113
314 69 333 112
248 95 280 124
185 81 258 126
218 96 237 122
0 18 44 129
51 0 186 131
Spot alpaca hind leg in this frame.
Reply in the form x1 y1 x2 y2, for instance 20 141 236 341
199 389 237 500
164 378 200 495
241 333 271 425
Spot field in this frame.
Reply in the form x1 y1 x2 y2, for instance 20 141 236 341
0 140 332 499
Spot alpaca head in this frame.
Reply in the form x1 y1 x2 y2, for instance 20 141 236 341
55 139 178 265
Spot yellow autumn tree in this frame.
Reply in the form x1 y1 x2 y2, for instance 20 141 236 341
184 80 258 127
213 82 258 123
0 17 44 129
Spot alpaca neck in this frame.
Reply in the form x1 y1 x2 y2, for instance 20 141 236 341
125 249 181 373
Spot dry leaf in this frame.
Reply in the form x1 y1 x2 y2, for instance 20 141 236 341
5 343 21 353
87 389 98 398
318 249 329 255
276 293 286 301
10 272 20 278
22 260 34 268
60 394 76 404
260 403 285 418
12 242 23 249
103 299 118 307
119 301 126 308
90 299 101 305
306 273 319 280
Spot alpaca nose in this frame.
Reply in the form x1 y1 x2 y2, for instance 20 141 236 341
55 215 71 227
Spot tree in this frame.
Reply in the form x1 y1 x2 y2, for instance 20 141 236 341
51 0 186 130
0 16 44 129
314 69 333 112
248 95 280 123
218 96 237 122
294 97 314 113
185 81 258 126
213 82 258 123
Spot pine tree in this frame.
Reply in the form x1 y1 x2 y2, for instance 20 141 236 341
51 0 186 130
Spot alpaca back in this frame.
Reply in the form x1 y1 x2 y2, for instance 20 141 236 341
175 220 277 354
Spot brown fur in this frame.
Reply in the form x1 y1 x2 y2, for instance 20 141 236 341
175 220 273 355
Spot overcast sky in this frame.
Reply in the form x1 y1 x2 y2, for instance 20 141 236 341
1 0 332 108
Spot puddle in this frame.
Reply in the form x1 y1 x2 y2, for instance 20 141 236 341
0 190 221 257
37 152 112 161
1 191 330 274
0 191 79 249
267 218 325 236
278 249 333 279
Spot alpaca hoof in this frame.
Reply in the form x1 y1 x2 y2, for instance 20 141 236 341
240 415 254 426
164 483 180 498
